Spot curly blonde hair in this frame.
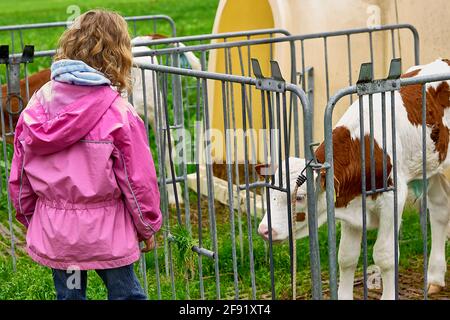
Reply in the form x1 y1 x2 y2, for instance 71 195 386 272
54 9 132 93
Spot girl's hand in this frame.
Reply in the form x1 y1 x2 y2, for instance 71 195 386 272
141 235 156 252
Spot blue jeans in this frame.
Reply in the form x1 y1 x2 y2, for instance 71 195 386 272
52 264 147 300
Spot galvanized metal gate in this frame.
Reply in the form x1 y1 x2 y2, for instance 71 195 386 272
322 59 450 299
130 23 422 300
133 59 317 299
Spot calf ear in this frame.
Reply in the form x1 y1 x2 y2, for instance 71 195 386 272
255 163 277 177
146 33 168 40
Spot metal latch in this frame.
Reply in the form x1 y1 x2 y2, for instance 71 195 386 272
251 58 286 93
356 58 402 96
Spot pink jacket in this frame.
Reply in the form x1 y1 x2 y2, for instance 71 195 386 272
8 81 162 270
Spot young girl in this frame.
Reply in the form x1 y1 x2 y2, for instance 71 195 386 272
8 9 162 300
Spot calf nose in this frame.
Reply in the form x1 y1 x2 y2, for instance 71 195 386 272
258 224 277 240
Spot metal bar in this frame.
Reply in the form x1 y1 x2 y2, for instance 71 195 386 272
366 187 395 195
157 71 171 279
391 90 400 300
141 68 150 138
300 40 306 90
191 246 215 259
157 176 185 184
288 84 322 299
267 91 276 187
347 35 353 104
358 95 369 300
323 89 357 301
391 29 397 59
135 24 420 56
269 33 273 60
369 32 374 76
0 73 16 271
138 67 150 298
163 72 182 225
369 94 376 192
135 62 257 84
153 70 170 287
131 28 290 46
223 48 241 299
245 39 259 231
153 242 161 299
18 30 24 51
10 31 14 55
221 81 239 299
281 92 296 299
139 251 148 298
201 73 221 299
27 24 419 61
195 77 205 300
153 19 157 34
161 72 177 299
288 41 299 156
276 93 283 188
0 15 176 31
241 84 257 299
261 90 276 299
149 67 162 300
169 51 185 227
238 181 292 193
381 92 387 189
228 49 245 266
324 37 330 101
132 20 137 37
24 63 30 103
420 84 428 300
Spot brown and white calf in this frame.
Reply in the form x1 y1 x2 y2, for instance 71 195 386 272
1 68 50 144
257 58 450 300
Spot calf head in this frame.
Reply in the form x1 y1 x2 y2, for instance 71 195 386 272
256 157 326 242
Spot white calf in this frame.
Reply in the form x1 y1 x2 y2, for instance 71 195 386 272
257 58 450 300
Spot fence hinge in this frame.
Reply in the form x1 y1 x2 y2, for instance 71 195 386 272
251 58 286 93
356 58 402 96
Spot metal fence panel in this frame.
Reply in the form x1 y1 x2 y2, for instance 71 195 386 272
323 58 450 299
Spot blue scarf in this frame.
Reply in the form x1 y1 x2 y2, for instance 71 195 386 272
51 59 111 86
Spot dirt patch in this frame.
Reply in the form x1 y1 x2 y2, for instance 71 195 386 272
319 265 450 300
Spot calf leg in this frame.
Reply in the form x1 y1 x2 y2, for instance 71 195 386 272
338 222 362 300
426 173 449 293
373 182 407 300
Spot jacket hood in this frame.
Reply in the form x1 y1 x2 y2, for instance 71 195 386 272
20 81 119 155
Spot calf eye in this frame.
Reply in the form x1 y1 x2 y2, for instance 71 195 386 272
296 194 305 201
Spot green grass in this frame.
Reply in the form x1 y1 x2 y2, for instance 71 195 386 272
0 0 219 75
1 203 446 300
0 0 217 36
